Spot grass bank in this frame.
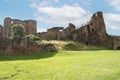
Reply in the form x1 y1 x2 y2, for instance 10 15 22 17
0 50 120 80
37 40 107 50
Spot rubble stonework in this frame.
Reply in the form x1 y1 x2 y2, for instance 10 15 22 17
61 23 76 40
0 38 56 54
38 23 76 40
74 12 107 45
3 17 37 38
0 11 120 52
39 27 64 40
38 12 107 45
114 37 120 49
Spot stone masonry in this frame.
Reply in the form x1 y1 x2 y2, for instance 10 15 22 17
38 23 76 40
3 17 37 38
38 12 107 46
73 12 107 46
0 37 56 54
0 25 3 37
38 27 64 40
114 37 120 49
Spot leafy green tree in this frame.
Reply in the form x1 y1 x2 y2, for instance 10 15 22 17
11 24 26 38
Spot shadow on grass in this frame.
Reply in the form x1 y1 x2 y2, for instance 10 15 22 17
0 51 58 61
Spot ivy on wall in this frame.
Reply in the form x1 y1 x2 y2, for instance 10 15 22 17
11 24 26 38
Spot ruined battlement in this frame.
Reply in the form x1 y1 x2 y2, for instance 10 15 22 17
38 12 107 45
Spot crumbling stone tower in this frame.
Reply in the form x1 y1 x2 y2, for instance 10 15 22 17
90 12 107 42
3 17 37 38
74 11 107 45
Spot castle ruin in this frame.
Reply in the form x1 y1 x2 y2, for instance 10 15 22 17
0 17 56 54
0 12 120 52
38 12 120 49
38 12 107 46
3 17 37 38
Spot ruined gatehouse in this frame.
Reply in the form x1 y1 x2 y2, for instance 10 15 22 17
3 17 37 38
0 17 56 54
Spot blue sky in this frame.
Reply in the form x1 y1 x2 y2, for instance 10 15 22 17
0 0 120 35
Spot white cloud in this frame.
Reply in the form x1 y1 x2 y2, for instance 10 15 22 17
30 0 60 7
108 0 120 11
30 0 50 7
54 0 59 3
104 13 120 30
37 27 47 32
0 17 3 25
32 3 91 26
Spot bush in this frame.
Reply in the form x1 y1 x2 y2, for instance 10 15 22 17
26 34 41 41
11 24 26 39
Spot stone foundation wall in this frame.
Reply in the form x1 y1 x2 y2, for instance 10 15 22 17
114 37 120 49
0 38 56 54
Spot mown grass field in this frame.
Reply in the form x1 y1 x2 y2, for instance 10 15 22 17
0 50 120 80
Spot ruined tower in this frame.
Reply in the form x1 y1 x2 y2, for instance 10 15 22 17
3 17 12 38
3 17 37 38
75 11 107 45
90 12 107 42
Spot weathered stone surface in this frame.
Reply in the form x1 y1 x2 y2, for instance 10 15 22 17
0 25 3 37
38 12 107 46
3 17 37 38
74 12 107 46
114 37 120 49
38 23 76 40
61 23 76 40
0 37 56 54
38 27 64 40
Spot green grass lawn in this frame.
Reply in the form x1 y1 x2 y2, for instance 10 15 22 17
0 50 120 80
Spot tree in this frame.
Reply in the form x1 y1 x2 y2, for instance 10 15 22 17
11 24 26 39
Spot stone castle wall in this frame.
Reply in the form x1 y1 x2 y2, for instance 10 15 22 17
3 17 37 38
38 23 76 40
0 38 56 54
0 25 3 37
38 12 107 46
114 37 120 49
74 12 107 46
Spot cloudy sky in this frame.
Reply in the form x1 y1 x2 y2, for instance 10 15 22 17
0 0 120 35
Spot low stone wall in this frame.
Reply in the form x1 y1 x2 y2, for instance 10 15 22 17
0 38 56 54
114 37 120 49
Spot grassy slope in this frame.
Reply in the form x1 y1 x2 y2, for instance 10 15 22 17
37 40 107 50
0 50 120 80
